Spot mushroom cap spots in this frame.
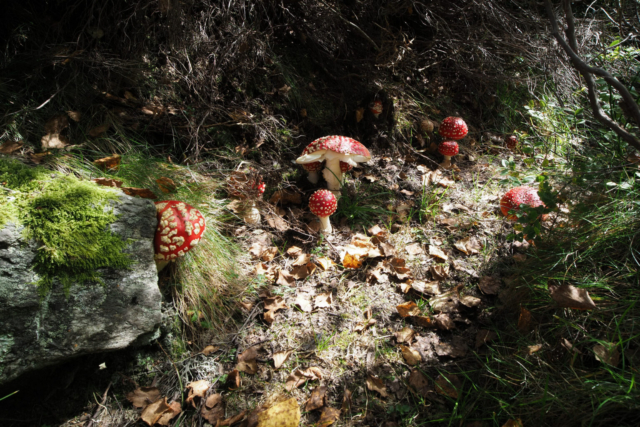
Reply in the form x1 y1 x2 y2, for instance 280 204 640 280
438 140 459 157
500 186 543 220
296 135 371 166
309 189 338 217
369 100 383 115
153 200 206 261
439 117 468 140
340 161 353 173
303 161 324 172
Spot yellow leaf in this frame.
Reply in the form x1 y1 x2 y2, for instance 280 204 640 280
256 398 300 427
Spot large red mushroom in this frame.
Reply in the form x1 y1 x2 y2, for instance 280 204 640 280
500 187 544 220
296 136 371 198
439 117 468 140
438 140 459 169
154 201 206 271
309 189 338 234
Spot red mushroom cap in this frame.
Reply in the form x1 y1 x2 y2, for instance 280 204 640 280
309 189 338 217
296 136 371 165
500 186 543 220
370 100 383 115
154 201 206 261
302 161 324 172
506 135 518 149
438 140 459 157
439 117 468 140
340 161 353 173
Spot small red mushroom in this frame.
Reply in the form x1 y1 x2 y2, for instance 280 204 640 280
500 187 544 220
439 117 468 140
506 135 518 150
309 189 338 234
438 140 459 169
154 201 206 271
302 161 324 184
369 100 383 119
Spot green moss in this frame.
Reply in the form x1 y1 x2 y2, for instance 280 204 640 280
0 158 133 296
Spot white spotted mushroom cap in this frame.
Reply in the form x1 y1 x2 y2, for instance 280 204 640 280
438 140 459 157
500 186 543 220
154 200 206 261
439 117 468 140
309 189 338 218
296 135 371 168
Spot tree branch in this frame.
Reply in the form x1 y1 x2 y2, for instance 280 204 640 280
545 0 640 152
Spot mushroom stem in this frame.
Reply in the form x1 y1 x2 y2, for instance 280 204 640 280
318 215 332 234
243 201 261 225
323 157 343 193
155 259 170 272
440 155 452 169
307 171 320 184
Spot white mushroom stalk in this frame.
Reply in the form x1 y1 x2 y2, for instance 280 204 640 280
242 201 261 225
309 189 338 234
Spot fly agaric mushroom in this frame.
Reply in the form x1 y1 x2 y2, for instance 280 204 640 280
500 186 544 220
369 100 383 119
302 162 323 184
439 117 468 140
438 140 459 169
309 189 338 234
226 168 265 224
506 135 518 150
296 136 371 198
154 201 206 271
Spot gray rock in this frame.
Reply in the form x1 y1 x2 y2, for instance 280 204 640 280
0 194 161 385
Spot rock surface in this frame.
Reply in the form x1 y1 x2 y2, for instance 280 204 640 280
0 193 161 385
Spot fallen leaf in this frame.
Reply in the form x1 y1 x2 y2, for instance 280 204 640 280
285 367 323 391
265 212 289 231
88 124 109 137
305 385 327 411
429 292 458 313
44 115 69 134
261 247 278 262
527 344 543 354
249 242 267 259
186 380 210 408
156 177 177 193
316 257 334 270
92 177 123 188
315 292 333 308
341 389 352 413
410 281 441 295
395 327 415 344
434 313 455 330
368 224 386 237
429 245 448 261
0 139 23 154
454 236 481 255
292 253 311 266
270 189 302 205
140 397 172 426
41 133 70 149
342 252 364 269
276 270 296 287
459 294 481 308
549 283 596 310
405 243 424 256
121 187 157 199
93 154 121 171
201 345 219 355
478 276 501 295
287 246 303 257
219 410 247 426
363 174 378 182
502 420 523 427
594 343 620 366
273 350 293 369
263 295 287 324
237 347 258 374
430 264 450 280
561 338 582 354
294 293 313 312
354 318 376 332
475 330 497 348
435 336 468 358
355 108 364 123
157 401 181 426
318 407 341 427
517 307 533 332
226 369 241 390
67 110 82 122
408 369 430 397
435 373 461 398
366 375 388 398
256 398 300 427
126 387 161 409
201 394 225 425
379 242 396 257
412 316 437 328
397 301 421 318
400 345 422 365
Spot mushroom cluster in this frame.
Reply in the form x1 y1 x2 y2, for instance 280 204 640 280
296 135 371 198
500 186 544 220
437 116 468 169
154 200 206 271
226 168 266 225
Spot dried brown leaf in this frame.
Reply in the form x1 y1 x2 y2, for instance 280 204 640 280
408 369 430 397
395 327 415 344
285 367 323 391
400 345 422 366
92 177 123 188
121 187 157 199
294 293 313 312
41 133 70 149
226 369 241 390
270 189 302 205
478 276 501 295
126 387 161 409
157 400 181 426
549 283 596 310
140 397 171 426
293 253 311 266
256 398 300 427
410 281 441 295
517 307 532 332
405 243 424 256
93 154 121 171
67 110 82 122
316 257 334 270
201 345 219 355
286 246 303 257
318 407 341 427
276 270 296 287
156 177 177 193
435 336 468 358
429 246 448 261
314 292 333 308
397 301 421 318
366 375 388 398
430 264 450 280
342 252 364 269
305 385 327 411
594 343 620 366
186 380 210 408
237 347 259 375
0 139 23 154
475 330 497 348
434 313 455 330
261 247 278 262
273 350 293 369
435 374 461 398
